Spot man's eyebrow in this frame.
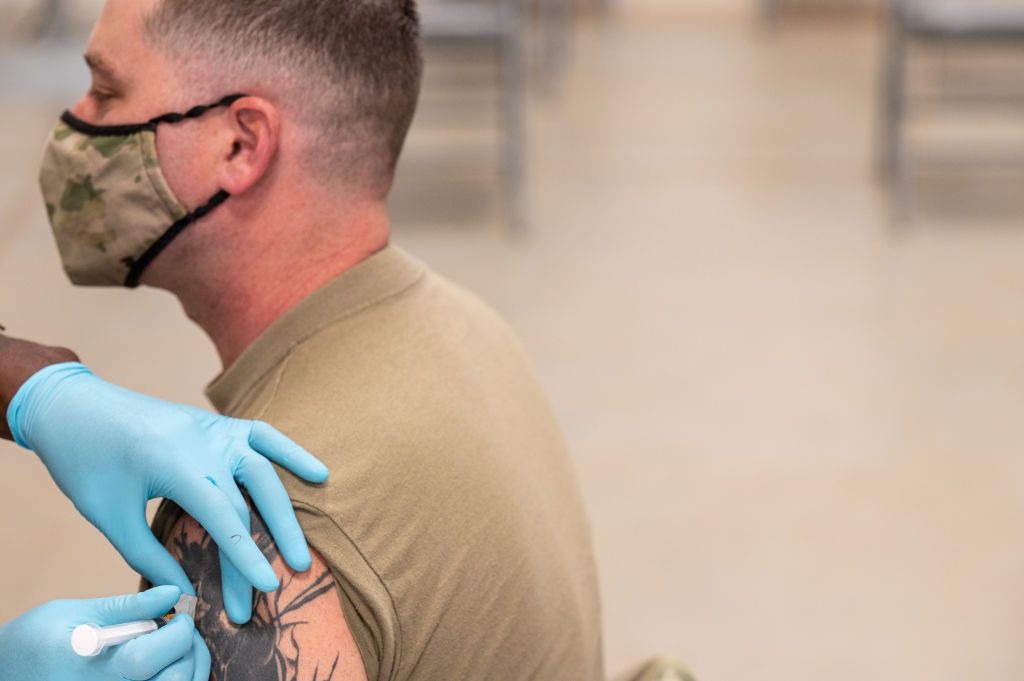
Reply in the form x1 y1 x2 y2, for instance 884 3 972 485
83 52 124 87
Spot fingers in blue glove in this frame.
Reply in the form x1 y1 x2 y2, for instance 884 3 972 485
248 422 329 483
211 473 255 625
91 586 182 626
110 515 196 597
235 452 312 573
176 476 280 593
190 630 211 681
148 654 195 681
112 614 195 680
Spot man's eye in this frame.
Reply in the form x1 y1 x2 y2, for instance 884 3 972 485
90 90 114 103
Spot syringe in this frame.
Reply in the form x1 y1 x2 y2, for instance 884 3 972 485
71 594 198 657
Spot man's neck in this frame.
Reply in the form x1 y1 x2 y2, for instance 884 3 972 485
162 215 390 370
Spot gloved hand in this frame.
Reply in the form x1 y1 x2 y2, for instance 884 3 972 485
0 586 209 681
6 362 330 624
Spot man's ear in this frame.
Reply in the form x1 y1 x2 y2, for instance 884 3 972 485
218 97 280 196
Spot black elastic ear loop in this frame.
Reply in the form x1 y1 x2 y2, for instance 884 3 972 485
60 94 247 137
119 94 247 287
123 190 230 288
147 94 246 127
60 113 152 137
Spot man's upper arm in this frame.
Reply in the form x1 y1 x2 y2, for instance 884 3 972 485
165 507 369 681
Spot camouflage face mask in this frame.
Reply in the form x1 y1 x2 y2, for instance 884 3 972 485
38 94 245 288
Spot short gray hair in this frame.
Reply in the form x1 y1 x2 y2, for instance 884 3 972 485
144 0 423 196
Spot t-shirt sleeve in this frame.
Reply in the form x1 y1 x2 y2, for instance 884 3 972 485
292 502 401 681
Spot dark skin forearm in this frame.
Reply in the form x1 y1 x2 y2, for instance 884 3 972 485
0 332 79 441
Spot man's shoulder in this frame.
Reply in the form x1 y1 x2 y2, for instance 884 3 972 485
255 264 577 548
294 267 524 375
220 270 603 681
266 268 547 453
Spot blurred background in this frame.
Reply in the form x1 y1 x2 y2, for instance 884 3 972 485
2 0 1024 679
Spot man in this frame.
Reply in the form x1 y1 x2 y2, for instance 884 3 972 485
41 0 605 679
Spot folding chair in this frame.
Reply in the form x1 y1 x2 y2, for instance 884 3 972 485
419 0 530 233
880 0 1024 218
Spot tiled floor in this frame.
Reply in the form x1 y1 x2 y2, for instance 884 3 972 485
3 9 1024 681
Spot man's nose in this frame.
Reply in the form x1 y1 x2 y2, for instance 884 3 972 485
68 95 97 122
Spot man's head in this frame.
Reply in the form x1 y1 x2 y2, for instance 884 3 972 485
80 0 422 196
54 0 423 364
143 0 423 194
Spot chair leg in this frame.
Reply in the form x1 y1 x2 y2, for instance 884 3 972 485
762 0 783 21
32 0 67 40
499 2 529 234
583 0 612 20
540 0 572 92
881 2 910 222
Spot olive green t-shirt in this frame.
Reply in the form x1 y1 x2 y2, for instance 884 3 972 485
150 245 604 681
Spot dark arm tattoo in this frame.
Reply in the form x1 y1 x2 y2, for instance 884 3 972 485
167 508 361 681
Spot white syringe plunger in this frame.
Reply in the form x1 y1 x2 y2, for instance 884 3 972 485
71 620 159 657
70 594 197 657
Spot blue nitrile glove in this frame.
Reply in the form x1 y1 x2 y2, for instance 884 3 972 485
6 362 329 624
0 586 210 681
